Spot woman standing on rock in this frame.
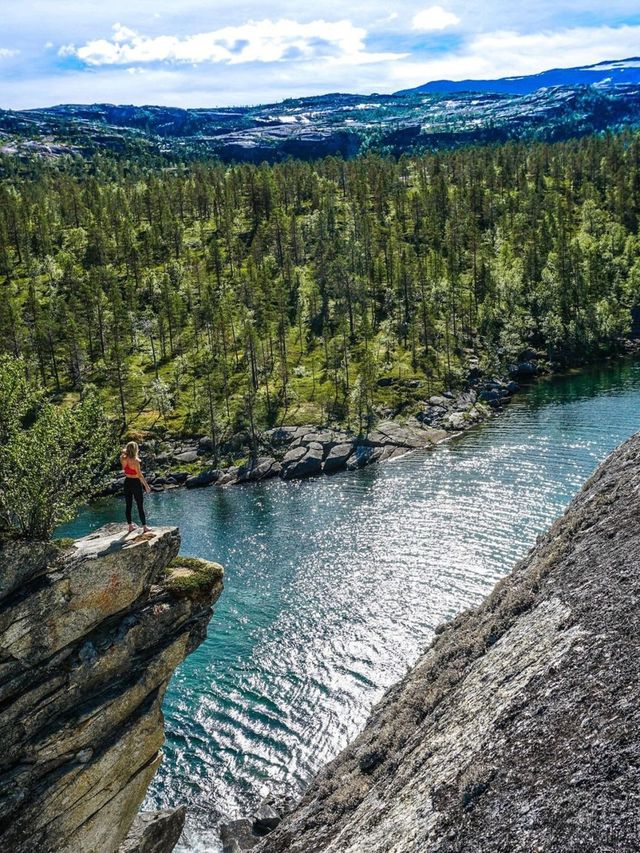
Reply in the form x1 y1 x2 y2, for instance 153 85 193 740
120 441 152 533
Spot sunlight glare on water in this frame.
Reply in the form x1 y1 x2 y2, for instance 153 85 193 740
59 360 640 852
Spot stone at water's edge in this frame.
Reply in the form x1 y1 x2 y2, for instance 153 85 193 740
255 432 640 852
0 524 223 853
119 807 187 853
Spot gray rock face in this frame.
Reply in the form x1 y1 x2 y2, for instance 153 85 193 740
282 445 324 479
346 445 383 470
185 468 220 488
118 807 186 853
256 432 640 853
174 450 199 464
235 456 281 484
0 525 223 853
323 442 355 472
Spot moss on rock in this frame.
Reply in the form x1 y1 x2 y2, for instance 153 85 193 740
163 556 224 600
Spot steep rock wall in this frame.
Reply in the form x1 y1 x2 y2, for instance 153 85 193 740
0 524 223 853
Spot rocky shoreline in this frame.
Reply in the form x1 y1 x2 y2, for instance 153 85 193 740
102 363 536 498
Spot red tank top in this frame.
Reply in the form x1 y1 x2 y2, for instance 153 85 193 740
123 460 138 477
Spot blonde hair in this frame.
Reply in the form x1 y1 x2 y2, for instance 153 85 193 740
124 441 140 460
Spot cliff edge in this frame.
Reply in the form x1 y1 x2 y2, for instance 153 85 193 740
0 524 223 853
257 433 640 852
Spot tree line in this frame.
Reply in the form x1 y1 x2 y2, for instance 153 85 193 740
0 132 639 452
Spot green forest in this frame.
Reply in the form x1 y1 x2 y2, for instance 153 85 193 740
1 132 639 450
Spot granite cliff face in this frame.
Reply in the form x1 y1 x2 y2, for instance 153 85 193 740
256 433 640 852
0 524 223 853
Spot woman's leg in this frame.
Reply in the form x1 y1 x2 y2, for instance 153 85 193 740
133 479 146 526
124 480 134 525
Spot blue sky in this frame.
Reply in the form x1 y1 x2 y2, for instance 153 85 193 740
1 1 640 108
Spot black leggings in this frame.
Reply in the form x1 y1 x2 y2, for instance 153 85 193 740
124 477 146 525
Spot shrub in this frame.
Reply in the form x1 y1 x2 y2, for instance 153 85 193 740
0 356 117 540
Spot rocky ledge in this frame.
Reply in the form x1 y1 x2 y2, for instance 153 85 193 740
249 431 640 852
0 525 223 853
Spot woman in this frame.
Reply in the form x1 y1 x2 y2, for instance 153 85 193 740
120 441 152 533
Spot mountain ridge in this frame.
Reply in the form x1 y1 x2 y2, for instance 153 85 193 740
2 82 640 164
394 55 640 96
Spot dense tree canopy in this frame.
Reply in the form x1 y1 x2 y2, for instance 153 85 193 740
0 133 639 448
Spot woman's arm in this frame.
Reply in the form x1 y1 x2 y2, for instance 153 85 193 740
135 459 151 493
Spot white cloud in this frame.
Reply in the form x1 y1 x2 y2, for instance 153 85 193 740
390 24 640 86
61 19 406 67
412 6 460 31
0 48 19 59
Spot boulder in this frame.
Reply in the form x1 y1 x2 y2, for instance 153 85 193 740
220 819 260 852
281 444 324 480
442 412 467 431
235 457 280 483
299 431 342 449
323 443 355 473
509 361 538 377
252 802 281 835
174 450 198 464
167 472 189 484
346 445 383 469
118 807 186 853
453 389 477 410
428 395 450 407
479 389 500 405
366 421 430 449
185 469 220 489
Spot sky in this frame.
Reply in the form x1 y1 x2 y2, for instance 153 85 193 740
1 1 640 109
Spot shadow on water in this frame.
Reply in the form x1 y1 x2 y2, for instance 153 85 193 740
58 358 640 852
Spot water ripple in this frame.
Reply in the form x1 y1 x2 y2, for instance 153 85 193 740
59 359 640 853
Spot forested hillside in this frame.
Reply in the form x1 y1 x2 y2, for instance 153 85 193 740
1 132 639 448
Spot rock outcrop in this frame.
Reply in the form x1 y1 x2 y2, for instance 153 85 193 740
0 525 223 853
255 432 640 852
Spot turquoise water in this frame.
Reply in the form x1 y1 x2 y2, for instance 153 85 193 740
59 359 640 852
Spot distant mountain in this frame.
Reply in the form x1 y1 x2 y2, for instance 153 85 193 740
2 63 640 164
395 57 640 96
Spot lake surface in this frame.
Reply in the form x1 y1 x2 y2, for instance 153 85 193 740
59 359 640 852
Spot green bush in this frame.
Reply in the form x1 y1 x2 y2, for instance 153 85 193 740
0 356 116 540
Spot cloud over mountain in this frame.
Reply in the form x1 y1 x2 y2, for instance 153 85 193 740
60 19 406 67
